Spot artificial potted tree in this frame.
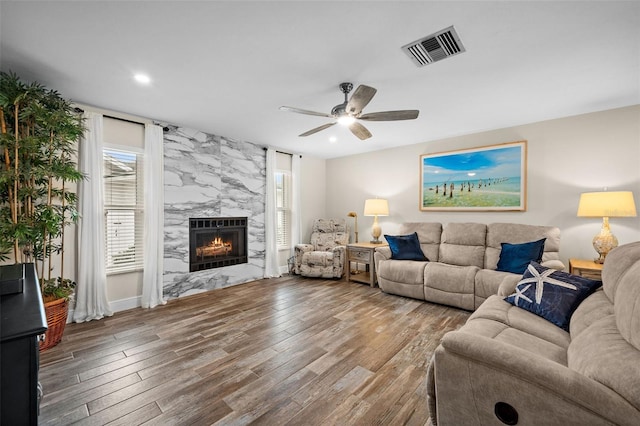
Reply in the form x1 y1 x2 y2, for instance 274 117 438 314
0 71 84 350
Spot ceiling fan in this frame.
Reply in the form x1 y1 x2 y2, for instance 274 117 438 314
280 82 419 140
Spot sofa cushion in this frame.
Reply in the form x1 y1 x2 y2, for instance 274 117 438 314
485 223 562 270
378 259 428 286
385 232 428 261
469 295 571 349
377 258 428 300
474 269 521 309
439 223 486 268
309 218 349 251
424 263 478 311
301 251 333 267
569 289 614 338
496 238 545 274
461 318 568 364
505 262 602 330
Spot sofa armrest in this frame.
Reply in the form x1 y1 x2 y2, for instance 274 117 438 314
329 245 345 260
375 246 392 260
497 274 522 296
294 243 314 254
293 244 314 274
541 259 565 271
434 331 638 425
373 247 392 279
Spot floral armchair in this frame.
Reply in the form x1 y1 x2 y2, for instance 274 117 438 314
294 218 349 278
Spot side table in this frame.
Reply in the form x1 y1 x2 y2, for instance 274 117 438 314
569 258 603 280
346 242 386 287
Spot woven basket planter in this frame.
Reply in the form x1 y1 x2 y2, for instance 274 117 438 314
40 297 69 351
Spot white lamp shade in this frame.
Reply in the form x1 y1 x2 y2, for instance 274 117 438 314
364 198 389 216
577 191 637 218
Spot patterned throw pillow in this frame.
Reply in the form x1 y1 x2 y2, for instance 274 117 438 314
505 262 602 330
384 232 428 261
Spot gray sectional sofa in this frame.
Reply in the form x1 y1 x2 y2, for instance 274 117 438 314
427 241 640 425
374 222 564 310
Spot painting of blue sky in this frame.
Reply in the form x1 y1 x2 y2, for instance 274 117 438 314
421 141 526 210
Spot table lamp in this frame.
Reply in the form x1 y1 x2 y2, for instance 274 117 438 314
364 198 389 244
577 191 637 263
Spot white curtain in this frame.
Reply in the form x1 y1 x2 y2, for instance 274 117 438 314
264 148 281 278
74 112 113 322
291 154 302 255
142 124 166 308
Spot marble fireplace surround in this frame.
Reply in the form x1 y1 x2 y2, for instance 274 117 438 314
162 125 265 299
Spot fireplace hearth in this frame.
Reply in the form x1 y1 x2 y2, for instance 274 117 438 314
189 217 247 272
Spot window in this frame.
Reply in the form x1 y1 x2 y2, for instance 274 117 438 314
275 171 291 248
103 148 144 273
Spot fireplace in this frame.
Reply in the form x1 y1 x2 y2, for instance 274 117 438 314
189 217 248 272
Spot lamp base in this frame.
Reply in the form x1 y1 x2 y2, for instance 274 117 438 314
592 217 618 264
370 216 383 245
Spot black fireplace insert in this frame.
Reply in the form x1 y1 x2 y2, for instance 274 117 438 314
189 217 247 272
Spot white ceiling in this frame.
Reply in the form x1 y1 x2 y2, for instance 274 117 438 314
1 1 639 159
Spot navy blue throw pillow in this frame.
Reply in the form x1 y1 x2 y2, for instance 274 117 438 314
504 262 602 330
384 232 428 261
496 238 546 274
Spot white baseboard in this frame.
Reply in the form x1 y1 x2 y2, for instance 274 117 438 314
67 295 142 323
110 295 142 313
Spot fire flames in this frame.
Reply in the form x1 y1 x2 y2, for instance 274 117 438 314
196 237 232 258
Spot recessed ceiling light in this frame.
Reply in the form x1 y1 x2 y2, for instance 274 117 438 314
329 136 337 143
134 73 151 84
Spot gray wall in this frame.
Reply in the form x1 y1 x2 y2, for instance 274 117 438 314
325 105 640 266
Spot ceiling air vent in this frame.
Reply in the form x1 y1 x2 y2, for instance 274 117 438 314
402 26 465 67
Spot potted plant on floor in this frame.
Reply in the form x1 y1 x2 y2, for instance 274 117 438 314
0 71 84 350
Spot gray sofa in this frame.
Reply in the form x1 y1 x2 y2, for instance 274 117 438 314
427 241 640 425
374 222 564 311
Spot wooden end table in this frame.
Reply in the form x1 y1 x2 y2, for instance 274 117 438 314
346 242 387 287
569 258 603 280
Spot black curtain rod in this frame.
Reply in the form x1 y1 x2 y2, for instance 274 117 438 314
104 114 145 126
73 107 145 126
263 147 302 158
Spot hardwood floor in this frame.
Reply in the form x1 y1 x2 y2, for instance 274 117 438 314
39 275 469 425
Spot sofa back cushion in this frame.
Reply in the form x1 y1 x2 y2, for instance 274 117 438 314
399 222 442 262
567 314 640 411
602 241 640 350
485 223 562 270
439 223 487 268
310 218 349 251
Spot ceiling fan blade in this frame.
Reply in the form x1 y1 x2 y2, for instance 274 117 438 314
346 85 377 116
348 122 372 140
280 106 332 118
358 110 420 121
299 122 336 137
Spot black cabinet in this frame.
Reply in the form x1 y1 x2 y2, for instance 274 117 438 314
1 263 47 426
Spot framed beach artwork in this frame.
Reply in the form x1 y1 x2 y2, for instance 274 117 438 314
420 141 527 211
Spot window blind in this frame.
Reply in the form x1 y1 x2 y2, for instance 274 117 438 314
276 171 291 248
103 148 144 273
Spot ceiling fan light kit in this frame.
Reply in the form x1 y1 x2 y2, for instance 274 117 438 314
280 82 419 140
